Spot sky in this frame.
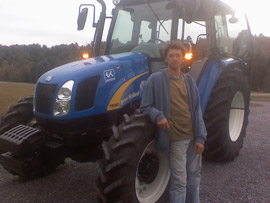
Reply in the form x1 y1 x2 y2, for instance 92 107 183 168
0 0 268 47
0 0 114 47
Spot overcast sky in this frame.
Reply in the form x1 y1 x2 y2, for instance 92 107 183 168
0 0 114 46
0 0 268 47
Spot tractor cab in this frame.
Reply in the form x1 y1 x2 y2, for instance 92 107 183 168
79 0 252 78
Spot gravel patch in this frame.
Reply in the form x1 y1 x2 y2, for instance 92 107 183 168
200 101 270 203
0 101 269 203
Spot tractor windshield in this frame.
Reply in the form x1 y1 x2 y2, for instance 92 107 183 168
107 1 173 55
99 0 250 62
106 0 208 61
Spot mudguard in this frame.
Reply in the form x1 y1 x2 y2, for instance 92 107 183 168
197 58 243 114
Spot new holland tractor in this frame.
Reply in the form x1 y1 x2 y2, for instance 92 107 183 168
0 0 252 202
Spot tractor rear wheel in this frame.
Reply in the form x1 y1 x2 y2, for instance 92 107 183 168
203 66 250 161
96 114 170 203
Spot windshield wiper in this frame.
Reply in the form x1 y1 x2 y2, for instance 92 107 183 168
143 0 169 35
193 21 206 27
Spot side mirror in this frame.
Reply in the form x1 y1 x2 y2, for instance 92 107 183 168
77 8 88 31
229 15 238 24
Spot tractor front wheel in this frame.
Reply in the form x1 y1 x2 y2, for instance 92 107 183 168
96 114 170 203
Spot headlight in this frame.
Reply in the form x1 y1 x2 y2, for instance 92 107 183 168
53 80 74 116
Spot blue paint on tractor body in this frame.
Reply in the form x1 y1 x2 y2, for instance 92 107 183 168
197 58 242 114
35 52 150 120
35 50 241 121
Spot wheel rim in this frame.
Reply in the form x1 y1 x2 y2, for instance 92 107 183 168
229 91 245 142
135 141 170 203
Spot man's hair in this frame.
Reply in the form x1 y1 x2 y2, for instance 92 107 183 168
164 40 186 57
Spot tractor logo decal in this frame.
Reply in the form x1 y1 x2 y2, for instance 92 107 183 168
120 91 140 106
107 71 149 111
45 76 52 82
104 69 115 82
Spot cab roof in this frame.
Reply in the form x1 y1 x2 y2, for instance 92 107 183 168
117 0 235 18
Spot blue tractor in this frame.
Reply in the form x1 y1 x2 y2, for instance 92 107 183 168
0 0 252 202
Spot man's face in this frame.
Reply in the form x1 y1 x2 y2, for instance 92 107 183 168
165 49 183 70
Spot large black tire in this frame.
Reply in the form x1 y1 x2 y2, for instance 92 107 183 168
96 114 170 203
203 66 250 161
0 96 34 135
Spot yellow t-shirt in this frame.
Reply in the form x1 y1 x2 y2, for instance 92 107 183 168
169 76 193 141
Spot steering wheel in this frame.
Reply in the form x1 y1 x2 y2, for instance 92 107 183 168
154 39 166 45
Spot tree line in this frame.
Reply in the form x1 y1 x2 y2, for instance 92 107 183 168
0 43 92 83
0 36 270 92
250 35 270 92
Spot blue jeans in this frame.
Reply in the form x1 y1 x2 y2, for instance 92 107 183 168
169 139 202 203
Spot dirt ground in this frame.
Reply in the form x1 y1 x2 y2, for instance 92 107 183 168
0 82 270 202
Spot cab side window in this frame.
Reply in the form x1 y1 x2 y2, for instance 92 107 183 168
215 15 231 53
178 20 208 61
215 11 250 58
226 11 250 58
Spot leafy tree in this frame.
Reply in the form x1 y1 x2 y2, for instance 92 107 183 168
0 43 93 83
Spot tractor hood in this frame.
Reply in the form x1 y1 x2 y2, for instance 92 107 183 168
35 52 150 120
38 52 147 85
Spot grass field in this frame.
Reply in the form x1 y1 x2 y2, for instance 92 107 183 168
0 82 269 115
250 94 270 103
0 82 35 115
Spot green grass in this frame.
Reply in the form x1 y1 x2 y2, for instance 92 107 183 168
0 82 35 115
250 95 270 103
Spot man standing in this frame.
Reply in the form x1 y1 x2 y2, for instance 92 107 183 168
140 40 207 203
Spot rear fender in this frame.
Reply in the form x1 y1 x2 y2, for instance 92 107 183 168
197 58 242 114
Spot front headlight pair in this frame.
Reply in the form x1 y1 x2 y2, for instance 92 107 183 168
53 80 74 116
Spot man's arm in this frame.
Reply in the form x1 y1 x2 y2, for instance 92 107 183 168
194 142 204 154
194 82 207 144
157 118 170 130
193 86 206 154
140 76 166 124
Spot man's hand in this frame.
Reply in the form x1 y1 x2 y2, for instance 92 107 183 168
194 142 204 154
157 118 170 130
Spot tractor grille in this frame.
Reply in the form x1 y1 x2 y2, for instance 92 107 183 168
75 76 100 112
36 83 57 114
